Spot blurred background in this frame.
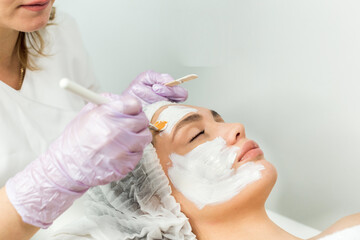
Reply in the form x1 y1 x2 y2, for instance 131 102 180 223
55 0 360 230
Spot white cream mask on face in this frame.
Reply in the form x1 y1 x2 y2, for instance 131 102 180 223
168 137 265 209
156 105 198 135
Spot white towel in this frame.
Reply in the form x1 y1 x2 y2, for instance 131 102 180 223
319 225 360 240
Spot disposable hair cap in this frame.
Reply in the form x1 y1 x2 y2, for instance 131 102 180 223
51 101 196 239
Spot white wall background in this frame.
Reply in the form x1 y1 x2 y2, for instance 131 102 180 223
55 0 360 230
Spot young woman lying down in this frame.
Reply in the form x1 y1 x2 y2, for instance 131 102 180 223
51 101 360 240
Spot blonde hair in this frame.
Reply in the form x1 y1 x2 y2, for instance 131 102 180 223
15 7 56 71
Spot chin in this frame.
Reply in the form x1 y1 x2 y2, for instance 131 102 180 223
15 6 53 32
21 17 50 32
224 159 277 210
176 159 278 222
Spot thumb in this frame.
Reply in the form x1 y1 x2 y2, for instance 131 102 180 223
104 94 142 115
100 93 143 115
120 94 142 115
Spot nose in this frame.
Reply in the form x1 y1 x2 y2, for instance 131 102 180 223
219 123 246 146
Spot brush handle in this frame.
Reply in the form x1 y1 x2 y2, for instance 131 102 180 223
60 78 161 131
59 78 110 105
164 74 198 87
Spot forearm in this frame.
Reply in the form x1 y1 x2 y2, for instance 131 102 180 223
0 187 39 240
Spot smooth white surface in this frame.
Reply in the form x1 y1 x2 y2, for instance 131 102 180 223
55 0 360 230
318 225 360 240
267 210 320 238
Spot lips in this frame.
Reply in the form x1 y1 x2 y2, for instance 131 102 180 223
23 0 49 6
21 0 50 11
236 140 263 163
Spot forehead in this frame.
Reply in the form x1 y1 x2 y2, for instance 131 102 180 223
151 104 209 123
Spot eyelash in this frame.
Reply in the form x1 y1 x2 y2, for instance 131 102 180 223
189 130 205 143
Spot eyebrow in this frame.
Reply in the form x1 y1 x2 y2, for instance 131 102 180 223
171 113 203 141
211 110 223 121
171 109 224 141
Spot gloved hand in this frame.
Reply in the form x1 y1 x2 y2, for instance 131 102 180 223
124 70 188 105
5 94 151 228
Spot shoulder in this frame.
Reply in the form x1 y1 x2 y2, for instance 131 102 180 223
308 213 360 240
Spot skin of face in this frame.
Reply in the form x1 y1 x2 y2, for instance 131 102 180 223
0 0 55 32
151 104 278 229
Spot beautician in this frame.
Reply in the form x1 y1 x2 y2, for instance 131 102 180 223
0 1 187 239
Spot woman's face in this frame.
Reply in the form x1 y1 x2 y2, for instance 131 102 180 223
0 0 55 32
152 104 277 223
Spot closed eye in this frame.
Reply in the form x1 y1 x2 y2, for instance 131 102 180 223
189 130 205 143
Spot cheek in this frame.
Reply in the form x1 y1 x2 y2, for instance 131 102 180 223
0 4 14 23
180 161 277 221
154 139 173 174
168 160 276 213
237 160 277 204
167 138 267 210
0 0 15 9
8 5 53 32
257 160 278 186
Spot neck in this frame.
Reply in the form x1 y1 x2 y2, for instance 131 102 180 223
193 207 302 240
0 27 19 68
0 26 22 89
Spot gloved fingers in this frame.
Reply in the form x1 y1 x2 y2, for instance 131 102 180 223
111 151 144 178
78 101 98 115
156 73 175 84
69 142 146 186
115 152 143 174
100 92 123 101
62 108 149 160
152 84 188 102
79 151 143 185
125 70 191 104
141 71 179 85
101 93 142 116
83 111 151 152
140 71 188 102
91 149 144 179
75 93 142 119
106 111 149 133
131 84 169 104
113 127 152 153
136 70 174 85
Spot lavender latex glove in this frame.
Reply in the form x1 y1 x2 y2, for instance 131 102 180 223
124 70 188 105
5 94 151 228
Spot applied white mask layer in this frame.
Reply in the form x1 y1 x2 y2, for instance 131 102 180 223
168 137 265 209
156 105 198 135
